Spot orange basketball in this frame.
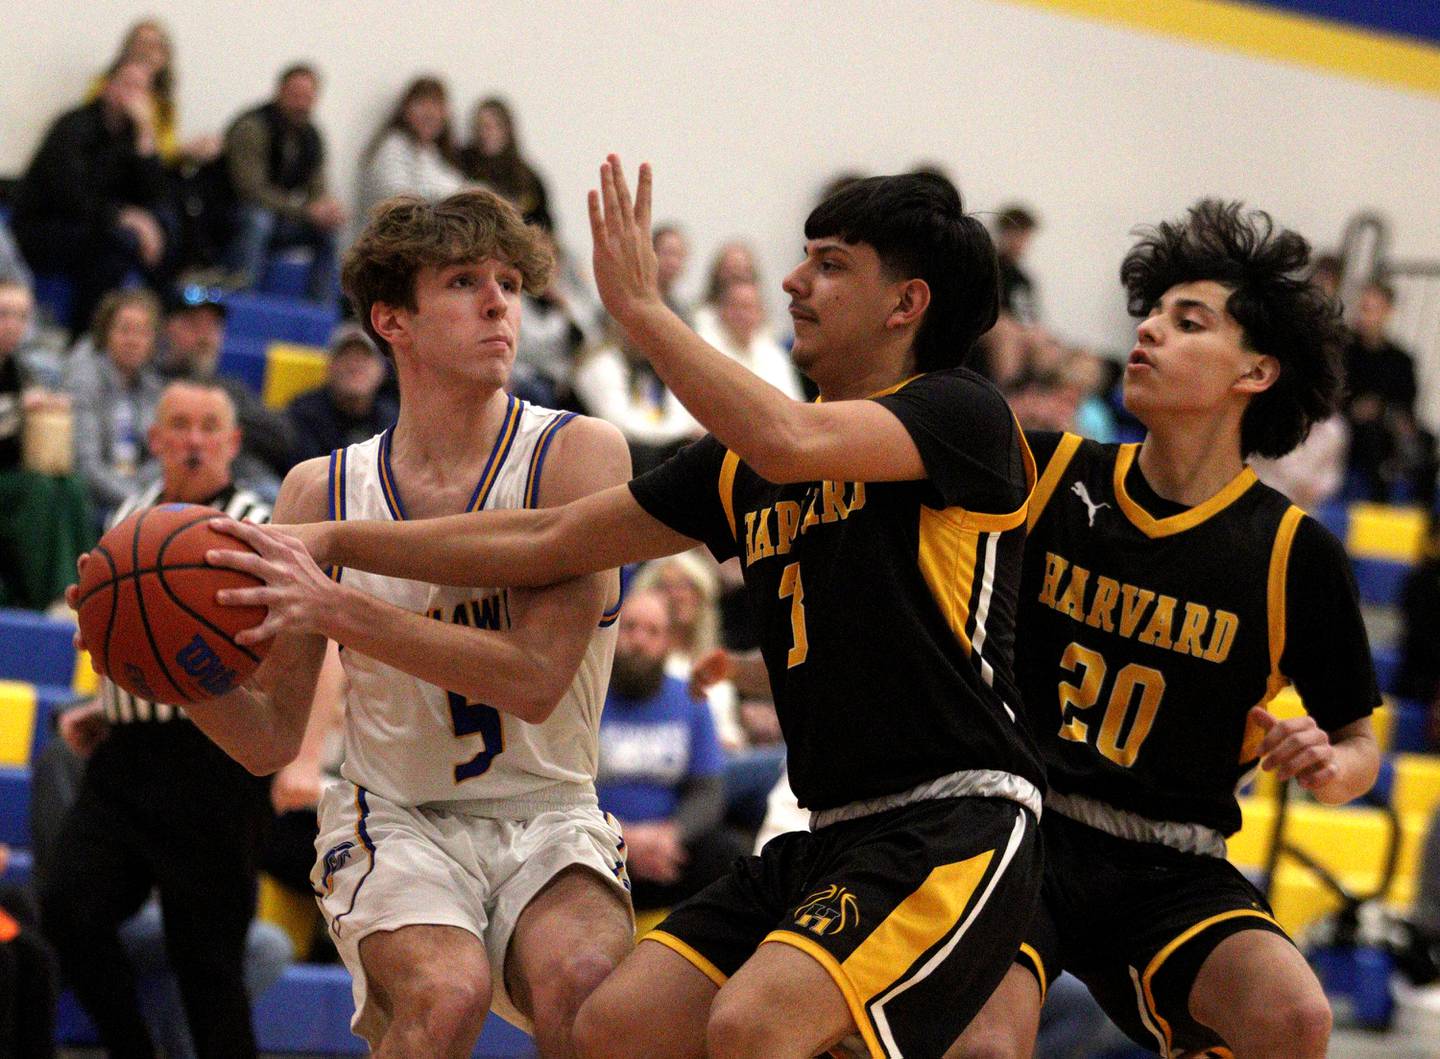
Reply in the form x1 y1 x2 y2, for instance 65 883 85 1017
75 503 271 706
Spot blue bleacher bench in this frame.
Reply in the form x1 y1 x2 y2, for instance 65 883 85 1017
59 963 538 1056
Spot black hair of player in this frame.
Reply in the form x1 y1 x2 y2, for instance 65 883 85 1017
804 173 999 373
1120 199 1345 459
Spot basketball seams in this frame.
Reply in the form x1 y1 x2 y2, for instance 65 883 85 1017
153 514 265 664
128 506 190 702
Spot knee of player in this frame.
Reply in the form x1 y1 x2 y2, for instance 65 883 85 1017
706 988 783 1059
945 1027 1029 1059
1257 992 1332 1054
529 947 622 1030
389 969 491 1048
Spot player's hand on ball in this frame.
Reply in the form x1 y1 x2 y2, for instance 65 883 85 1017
1250 706 1338 791
588 154 662 328
206 518 341 644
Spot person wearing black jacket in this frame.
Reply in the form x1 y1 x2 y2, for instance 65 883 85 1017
11 59 171 334
221 65 345 303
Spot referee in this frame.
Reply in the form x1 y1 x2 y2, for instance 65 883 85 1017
42 381 274 1059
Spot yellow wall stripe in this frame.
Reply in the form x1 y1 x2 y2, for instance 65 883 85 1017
1003 0 1440 96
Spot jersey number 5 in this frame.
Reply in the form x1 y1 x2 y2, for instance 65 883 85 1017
1056 642 1165 767
448 691 504 782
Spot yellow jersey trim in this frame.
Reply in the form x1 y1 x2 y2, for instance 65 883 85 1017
761 932 886 1059
642 931 728 989
1112 445 1258 538
1027 432 1083 532
1138 908 1286 1053
718 449 741 542
1018 942 1050 1004
1240 505 1305 761
1001 0 1440 98
961 418 1037 534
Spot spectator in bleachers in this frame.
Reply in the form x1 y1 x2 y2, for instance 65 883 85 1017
357 76 467 221
595 590 747 912
654 224 692 322
1396 513 1440 727
1343 279 1437 507
42 380 281 1058
458 97 552 230
692 240 762 336
11 59 170 336
512 227 600 408
1251 414 1349 512
156 285 294 494
0 219 33 289
285 323 396 462
571 323 700 474
62 288 164 522
1311 253 1343 303
91 20 221 169
223 64 346 302
995 203 1041 324
92 20 230 278
630 551 744 751
0 278 92 611
695 279 803 400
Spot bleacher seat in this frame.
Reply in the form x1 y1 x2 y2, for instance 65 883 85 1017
217 334 269 396
1352 557 1411 608
258 251 314 300
0 846 32 885
0 766 31 846
1372 644 1401 695
1346 503 1429 564
59 963 539 1056
1389 699 1431 753
261 341 328 410
222 290 338 348
0 610 82 688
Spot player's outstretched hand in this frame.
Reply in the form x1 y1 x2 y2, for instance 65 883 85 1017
1249 706 1338 791
588 154 662 329
206 518 342 645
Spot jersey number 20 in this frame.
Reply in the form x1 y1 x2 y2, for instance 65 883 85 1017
448 691 504 782
1056 642 1165 767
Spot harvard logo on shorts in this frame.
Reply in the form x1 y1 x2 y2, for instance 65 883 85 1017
793 884 859 936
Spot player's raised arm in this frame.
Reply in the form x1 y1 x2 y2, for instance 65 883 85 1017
588 155 998 486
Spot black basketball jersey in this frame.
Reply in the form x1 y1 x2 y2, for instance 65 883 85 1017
1019 432 1378 835
630 369 1045 811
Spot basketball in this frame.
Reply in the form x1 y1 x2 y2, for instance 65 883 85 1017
75 503 271 706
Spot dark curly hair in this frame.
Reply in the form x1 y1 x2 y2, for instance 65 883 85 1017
805 172 999 373
1120 200 1345 459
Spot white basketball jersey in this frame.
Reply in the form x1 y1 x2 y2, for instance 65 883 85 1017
328 396 620 808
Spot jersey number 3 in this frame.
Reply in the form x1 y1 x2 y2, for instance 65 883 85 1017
1056 642 1165 767
448 691 504 782
779 562 809 668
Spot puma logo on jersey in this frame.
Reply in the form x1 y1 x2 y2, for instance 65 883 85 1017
1071 482 1110 527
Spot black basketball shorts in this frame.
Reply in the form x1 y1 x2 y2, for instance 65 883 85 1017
647 795 1041 1058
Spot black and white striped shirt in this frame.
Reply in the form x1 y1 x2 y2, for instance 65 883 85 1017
100 482 271 725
